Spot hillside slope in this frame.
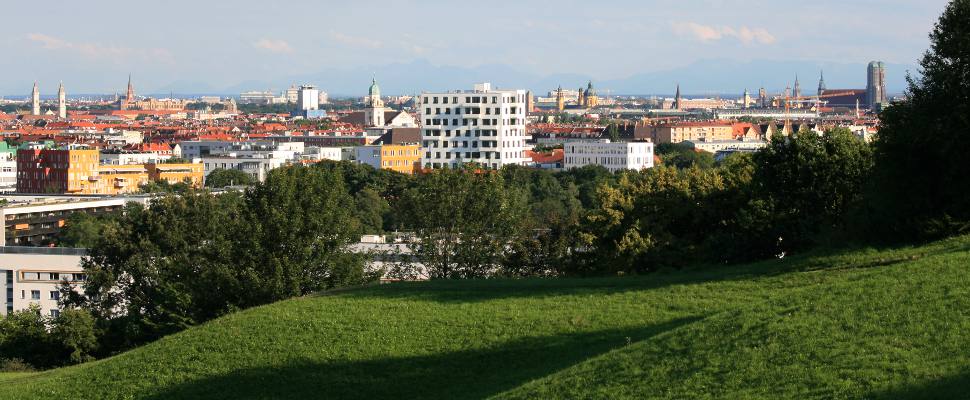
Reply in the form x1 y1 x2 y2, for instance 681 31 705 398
2 237 969 399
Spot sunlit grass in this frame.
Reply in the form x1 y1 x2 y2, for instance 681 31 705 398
2 236 968 399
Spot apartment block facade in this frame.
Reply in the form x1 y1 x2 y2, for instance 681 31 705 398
16 147 204 195
419 83 530 169
563 140 655 172
355 144 422 175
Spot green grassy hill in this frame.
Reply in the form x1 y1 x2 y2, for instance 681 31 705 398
3 236 970 399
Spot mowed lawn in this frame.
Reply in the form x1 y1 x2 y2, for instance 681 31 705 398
2 236 969 399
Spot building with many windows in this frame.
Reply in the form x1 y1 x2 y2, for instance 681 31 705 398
563 140 654 172
16 145 203 195
355 144 422 175
0 248 87 317
419 83 530 169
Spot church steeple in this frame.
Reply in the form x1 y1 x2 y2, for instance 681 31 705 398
57 81 66 119
793 74 801 98
31 82 40 116
817 70 826 95
674 84 681 110
126 74 134 100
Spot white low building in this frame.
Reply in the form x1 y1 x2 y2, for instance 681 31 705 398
683 138 768 154
563 140 654 172
0 248 86 317
199 142 304 182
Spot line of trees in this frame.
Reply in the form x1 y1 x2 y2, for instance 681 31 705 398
4 0 969 371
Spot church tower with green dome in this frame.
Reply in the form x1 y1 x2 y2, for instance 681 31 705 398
365 77 386 127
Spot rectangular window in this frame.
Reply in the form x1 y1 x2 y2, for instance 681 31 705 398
50 291 60 300
31 290 40 300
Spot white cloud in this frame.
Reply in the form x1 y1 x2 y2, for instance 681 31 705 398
253 38 294 54
672 23 777 45
26 33 175 64
329 31 383 49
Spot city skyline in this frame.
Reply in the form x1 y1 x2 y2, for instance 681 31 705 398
0 0 947 95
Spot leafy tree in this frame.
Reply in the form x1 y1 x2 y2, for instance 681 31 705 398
58 212 114 248
205 168 255 188
753 128 873 252
399 167 527 279
354 188 389 234
869 0 970 241
239 165 370 294
656 143 714 169
0 306 57 369
51 308 97 364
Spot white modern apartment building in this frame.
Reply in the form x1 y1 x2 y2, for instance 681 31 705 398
419 83 530 169
0 248 86 317
563 140 655 172
100 152 170 166
198 142 304 182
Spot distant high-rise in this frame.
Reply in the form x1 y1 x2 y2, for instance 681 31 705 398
57 82 66 119
758 87 767 108
31 82 40 116
867 61 887 109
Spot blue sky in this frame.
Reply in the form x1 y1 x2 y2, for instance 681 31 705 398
0 0 950 95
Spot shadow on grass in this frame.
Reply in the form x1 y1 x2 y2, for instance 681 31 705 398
144 317 700 400
336 235 970 305
869 370 970 400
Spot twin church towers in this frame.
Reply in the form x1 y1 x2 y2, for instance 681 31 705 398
28 81 67 119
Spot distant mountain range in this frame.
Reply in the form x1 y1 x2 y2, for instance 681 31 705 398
14 58 917 99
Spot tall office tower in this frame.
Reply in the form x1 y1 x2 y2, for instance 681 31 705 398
867 61 887 109
31 82 40 115
419 82 529 170
57 82 66 119
364 78 385 127
758 87 767 108
817 70 826 96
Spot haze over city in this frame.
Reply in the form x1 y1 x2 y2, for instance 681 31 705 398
0 0 949 95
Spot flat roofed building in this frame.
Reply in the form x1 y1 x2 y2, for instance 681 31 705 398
564 140 654 173
420 83 530 170
0 248 86 317
355 144 422 175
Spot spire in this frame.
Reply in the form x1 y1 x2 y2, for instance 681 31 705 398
31 81 41 116
674 84 681 110
57 81 66 119
817 70 826 94
126 74 134 100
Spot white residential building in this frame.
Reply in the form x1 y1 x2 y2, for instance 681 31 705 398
198 142 304 182
683 138 768 154
0 249 86 317
100 152 170 165
563 140 654 172
419 83 530 169
302 146 347 162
